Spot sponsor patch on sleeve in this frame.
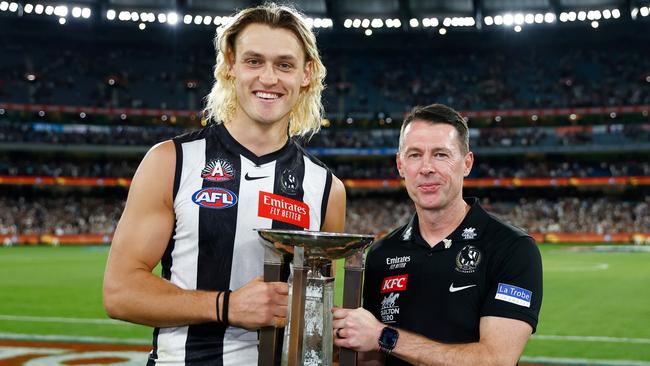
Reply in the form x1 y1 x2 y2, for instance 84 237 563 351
258 191 310 229
495 283 532 308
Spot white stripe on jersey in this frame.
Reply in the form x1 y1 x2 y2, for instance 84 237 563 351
302 156 328 231
223 156 276 365
157 138 205 362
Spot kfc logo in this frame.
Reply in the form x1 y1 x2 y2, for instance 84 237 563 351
381 274 408 293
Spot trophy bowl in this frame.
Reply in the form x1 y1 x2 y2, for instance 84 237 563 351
255 229 374 260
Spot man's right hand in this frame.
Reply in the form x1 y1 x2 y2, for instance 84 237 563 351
228 276 289 330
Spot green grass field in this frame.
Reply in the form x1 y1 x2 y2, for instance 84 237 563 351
1 245 650 364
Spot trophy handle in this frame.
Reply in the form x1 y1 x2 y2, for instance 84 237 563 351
339 249 365 366
259 248 284 366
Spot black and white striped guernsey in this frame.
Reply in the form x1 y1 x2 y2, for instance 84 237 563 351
147 123 333 365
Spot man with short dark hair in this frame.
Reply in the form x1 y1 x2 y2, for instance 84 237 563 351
103 4 346 365
332 103 542 366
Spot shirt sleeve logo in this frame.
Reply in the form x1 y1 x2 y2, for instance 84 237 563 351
455 245 482 273
495 283 532 308
258 191 310 229
381 274 408 293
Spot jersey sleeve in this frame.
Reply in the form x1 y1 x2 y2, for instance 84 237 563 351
480 235 543 332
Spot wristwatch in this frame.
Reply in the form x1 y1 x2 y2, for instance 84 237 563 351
378 326 399 354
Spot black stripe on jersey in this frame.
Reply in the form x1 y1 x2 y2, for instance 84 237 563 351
320 172 332 231
185 131 241 365
172 138 183 200
147 328 159 366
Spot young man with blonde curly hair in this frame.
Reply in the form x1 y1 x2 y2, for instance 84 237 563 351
103 3 345 365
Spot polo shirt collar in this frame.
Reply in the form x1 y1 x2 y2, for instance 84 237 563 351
400 197 489 248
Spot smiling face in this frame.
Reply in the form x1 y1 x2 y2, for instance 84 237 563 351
228 23 311 129
396 120 473 212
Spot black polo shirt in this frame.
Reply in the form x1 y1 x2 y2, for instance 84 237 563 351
362 198 543 365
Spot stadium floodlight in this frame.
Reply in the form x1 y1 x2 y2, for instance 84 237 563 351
602 9 611 19
385 18 393 27
577 11 586 21
131 12 139 22
193 15 202 25
534 13 544 23
443 17 451 27
120 113 127 120
438 27 446 35
44 5 53 15
0 2 7 11
183 14 191 24
503 13 514 26
612 9 620 18
72 6 80 17
106 9 115 20
610 112 617 118
466 17 475 26
484 16 493 25
361 18 370 28
531 114 538 121
59 17 65 24
118 11 128 21
422 17 431 27
364 28 372 36
38 110 45 117
24 3 33 13
54 5 67 17
34 4 43 14
514 13 524 25
514 25 522 32
543 13 553 23
494 15 503 25
203 15 212 25
80 112 86 118
9 2 18 12
352 18 360 28
81 7 90 18
158 13 166 23
591 20 599 28
568 11 577 21
559 12 568 22
213 16 221 25
641 7 649 17
409 18 419 27
344 18 352 28
371 18 382 28
525 13 534 24
393 19 401 27
430 17 439 26
168 12 178 25
139 22 145 30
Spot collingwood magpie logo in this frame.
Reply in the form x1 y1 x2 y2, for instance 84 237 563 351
280 168 299 195
455 245 482 273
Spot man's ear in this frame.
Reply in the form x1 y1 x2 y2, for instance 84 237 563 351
396 153 405 178
301 60 312 87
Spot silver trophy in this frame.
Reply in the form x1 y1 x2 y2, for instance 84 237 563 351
256 229 374 366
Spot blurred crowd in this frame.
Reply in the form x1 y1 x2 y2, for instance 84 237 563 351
1 156 648 180
2 37 649 114
1 195 647 236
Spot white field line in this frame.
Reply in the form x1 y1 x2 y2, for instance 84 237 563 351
0 332 149 345
532 334 650 344
0 314 133 325
543 263 609 272
521 356 650 366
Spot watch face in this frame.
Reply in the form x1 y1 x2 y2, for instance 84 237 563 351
379 327 399 349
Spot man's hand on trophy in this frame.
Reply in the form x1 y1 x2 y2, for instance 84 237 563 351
331 307 384 352
229 276 289 330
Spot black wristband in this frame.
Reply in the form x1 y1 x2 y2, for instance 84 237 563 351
215 291 223 323
222 290 232 326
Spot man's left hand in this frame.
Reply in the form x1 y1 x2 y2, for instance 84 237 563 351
332 307 385 352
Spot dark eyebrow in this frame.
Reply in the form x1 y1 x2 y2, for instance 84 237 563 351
240 51 298 62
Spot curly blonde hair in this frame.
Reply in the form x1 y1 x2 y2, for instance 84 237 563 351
203 3 326 137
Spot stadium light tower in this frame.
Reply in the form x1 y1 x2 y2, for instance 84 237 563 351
472 0 484 30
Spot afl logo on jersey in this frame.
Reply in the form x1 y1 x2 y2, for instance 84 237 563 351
201 158 235 182
192 188 238 209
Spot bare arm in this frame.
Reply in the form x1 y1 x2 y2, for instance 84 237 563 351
333 308 532 366
103 141 216 327
321 175 346 233
103 141 288 329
